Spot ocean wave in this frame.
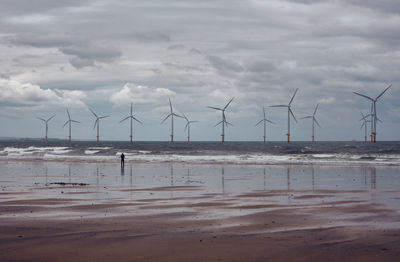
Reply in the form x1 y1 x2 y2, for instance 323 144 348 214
1 142 400 166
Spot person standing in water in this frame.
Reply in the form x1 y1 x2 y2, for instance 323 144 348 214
120 153 125 167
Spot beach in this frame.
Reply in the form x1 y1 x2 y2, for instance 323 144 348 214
1 160 400 261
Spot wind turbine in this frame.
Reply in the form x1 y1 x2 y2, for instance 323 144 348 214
63 108 80 142
255 106 275 143
89 108 110 142
207 97 234 143
161 98 182 142
270 89 298 142
37 115 55 142
120 102 142 143
301 104 321 142
353 84 392 142
183 113 198 142
360 112 371 143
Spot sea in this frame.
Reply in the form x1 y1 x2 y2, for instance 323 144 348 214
1 140 400 165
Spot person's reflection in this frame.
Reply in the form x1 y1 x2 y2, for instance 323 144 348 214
121 165 125 176
45 165 48 186
96 165 99 185
287 167 291 205
130 165 133 187
311 165 315 191
263 168 266 191
370 167 376 190
68 164 72 184
170 165 174 187
221 166 225 195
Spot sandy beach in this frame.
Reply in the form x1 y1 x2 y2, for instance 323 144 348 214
1 162 400 261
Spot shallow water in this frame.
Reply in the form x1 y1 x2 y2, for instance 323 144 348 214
1 162 400 222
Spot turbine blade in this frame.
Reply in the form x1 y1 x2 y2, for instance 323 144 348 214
161 114 171 124
71 120 80 123
66 108 71 120
225 121 233 127
207 106 223 111
37 117 46 122
120 116 130 123
93 119 98 130
289 108 297 122
301 116 312 119
173 113 183 118
255 119 263 126
63 121 69 128
184 122 189 131
169 98 173 113
376 84 392 100
313 104 319 116
189 120 198 124
353 92 373 101
132 116 143 124
289 88 298 105
47 114 56 122
263 106 266 119
89 108 98 118
266 119 275 124
224 97 234 110
314 118 321 128
182 113 188 121
360 122 365 129
270 105 288 108
99 115 110 119
214 121 223 127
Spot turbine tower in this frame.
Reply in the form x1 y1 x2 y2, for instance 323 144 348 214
120 102 142 143
360 112 371 143
270 89 298 142
37 115 56 142
89 108 110 142
353 84 391 142
207 97 234 143
63 108 80 142
161 98 182 142
301 104 321 142
183 113 198 142
255 106 275 143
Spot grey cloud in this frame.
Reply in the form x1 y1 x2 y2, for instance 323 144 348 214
8 34 75 48
0 0 89 14
59 45 121 69
132 32 170 43
207 55 245 74
168 44 185 50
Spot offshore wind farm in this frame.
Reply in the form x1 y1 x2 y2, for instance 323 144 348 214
1 1 400 262
9 84 394 143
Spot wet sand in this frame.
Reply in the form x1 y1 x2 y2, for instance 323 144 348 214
1 162 400 261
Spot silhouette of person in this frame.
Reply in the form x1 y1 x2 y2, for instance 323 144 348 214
120 153 125 167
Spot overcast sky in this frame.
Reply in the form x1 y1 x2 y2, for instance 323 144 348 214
0 0 399 141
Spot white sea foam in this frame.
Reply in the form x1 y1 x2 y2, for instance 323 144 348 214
84 150 99 155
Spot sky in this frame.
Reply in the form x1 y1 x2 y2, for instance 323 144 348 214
0 0 399 142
